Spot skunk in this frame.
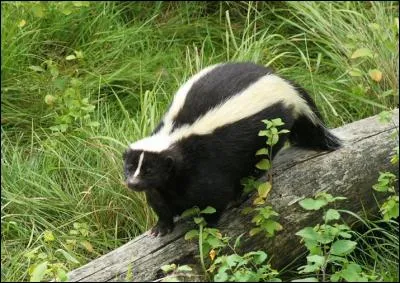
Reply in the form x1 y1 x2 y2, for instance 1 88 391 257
123 62 341 236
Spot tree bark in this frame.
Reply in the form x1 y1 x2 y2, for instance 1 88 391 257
67 109 399 282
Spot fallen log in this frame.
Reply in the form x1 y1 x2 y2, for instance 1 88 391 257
67 109 399 282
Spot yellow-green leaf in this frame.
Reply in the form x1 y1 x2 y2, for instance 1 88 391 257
30 261 48 282
253 196 265 205
66 55 76 60
18 19 26 28
80 240 93 253
351 48 373 59
255 148 269 156
74 50 84 59
348 68 363 77
257 182 272 199
32 5 44 18
368 69 383 82
44 95 55 105
256 159 270 170
43 230 55 242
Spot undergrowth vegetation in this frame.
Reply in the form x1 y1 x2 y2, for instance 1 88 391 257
1 1 398 282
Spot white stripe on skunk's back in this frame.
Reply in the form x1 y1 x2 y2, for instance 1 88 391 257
158 64 223 135
130 73 316 153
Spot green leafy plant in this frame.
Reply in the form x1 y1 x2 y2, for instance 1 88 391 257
294 192 373 282
372 113 399 221
209 250 280 282
182 206 230 279
159 263 193 282
25 222 95 282
241 118 289 237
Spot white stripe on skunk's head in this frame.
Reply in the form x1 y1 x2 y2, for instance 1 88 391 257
123 147 175 192
129 134 172 153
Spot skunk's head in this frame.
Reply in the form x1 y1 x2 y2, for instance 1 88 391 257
122 149 175 192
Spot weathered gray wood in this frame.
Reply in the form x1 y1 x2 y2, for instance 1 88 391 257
67 109 399 282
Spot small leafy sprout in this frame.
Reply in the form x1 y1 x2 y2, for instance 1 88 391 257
181 206 229 280
295 192 372 282
372 143 399 221
209 250 280 282
241 118 288 238
25 222 94 282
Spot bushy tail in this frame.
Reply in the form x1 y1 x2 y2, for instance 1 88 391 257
289 114 341 150
289 84 341 150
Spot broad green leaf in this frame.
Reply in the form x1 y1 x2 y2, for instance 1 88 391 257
256 159 270 170
193 217 205 225
255 148 269 156
295 227 319 241
263 220 283 236
226 254 242 267
268 133 279 146
330 240 357 256
161 263 176 273
30 261 48 282
323 209 341 222
181 207 200 218
271 118 285 126
381 195 399 221
368 69 383 82
351 48 373 59
200 206 216 214
184 229 199 240
257 182 272 199
299 198 327 210
338 263 367 282
338 231 352 239
176 265 192 272
306 255 325 267
258 130 268 136
207 237 224 248
246 251 268 264
56 249 80 264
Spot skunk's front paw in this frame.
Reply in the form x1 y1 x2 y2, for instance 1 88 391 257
150 221 174 237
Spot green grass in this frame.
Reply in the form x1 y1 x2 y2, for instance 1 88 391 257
1 1 398 282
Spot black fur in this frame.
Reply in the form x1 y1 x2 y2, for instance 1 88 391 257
123 62 341 236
